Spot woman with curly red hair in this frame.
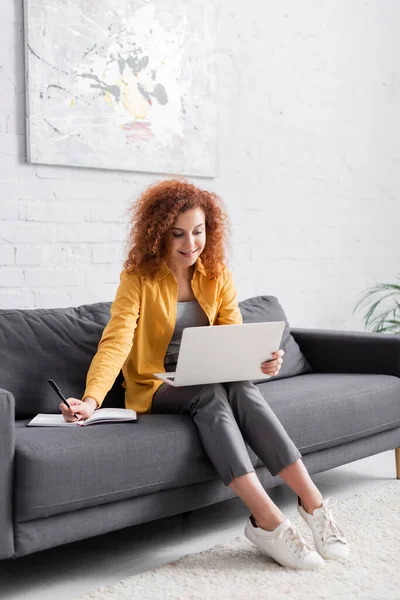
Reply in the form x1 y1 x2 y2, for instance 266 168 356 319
60 179 348 570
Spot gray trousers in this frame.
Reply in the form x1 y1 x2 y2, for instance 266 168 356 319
151 360 302 486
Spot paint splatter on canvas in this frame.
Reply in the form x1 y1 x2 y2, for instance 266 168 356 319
24 0 218 177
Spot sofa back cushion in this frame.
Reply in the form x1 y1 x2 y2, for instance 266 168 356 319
1 295 311 419
239 295 312 382
0 303 121 419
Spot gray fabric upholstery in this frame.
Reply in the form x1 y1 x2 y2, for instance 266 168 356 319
13 425 400 558
239 295 312 381
0 303 124 419
257 373 400 452
13 372 400 523
0 389 15 560
291 327 400 377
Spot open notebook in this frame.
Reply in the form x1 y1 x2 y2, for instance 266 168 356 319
26 408 137 427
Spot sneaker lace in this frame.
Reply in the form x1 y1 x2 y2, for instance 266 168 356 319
275 521 315 557
317 498 347 545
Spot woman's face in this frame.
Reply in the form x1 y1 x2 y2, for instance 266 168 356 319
169 207 206 268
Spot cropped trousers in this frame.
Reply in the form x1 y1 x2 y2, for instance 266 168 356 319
151 358 302 486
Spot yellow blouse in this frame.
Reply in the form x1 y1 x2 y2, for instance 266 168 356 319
83 257 243 413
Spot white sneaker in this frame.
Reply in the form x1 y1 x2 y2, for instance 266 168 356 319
244 514 325 570
297 497 350 560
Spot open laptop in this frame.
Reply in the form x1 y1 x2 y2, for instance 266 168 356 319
153 321 285 386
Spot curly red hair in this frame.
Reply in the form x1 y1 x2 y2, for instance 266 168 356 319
123 179 231 279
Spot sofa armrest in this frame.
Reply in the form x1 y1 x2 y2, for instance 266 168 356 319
0 388 15 559
291 328 400 377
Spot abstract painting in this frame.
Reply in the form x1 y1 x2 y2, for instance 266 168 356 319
24 0 219 177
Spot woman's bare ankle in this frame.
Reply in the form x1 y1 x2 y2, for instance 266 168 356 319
253 512 285 532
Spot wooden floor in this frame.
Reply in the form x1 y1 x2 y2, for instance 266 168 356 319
0 450 397 600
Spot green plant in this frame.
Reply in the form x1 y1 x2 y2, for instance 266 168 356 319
353 276 400 334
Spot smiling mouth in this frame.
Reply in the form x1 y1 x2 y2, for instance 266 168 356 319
179 250 197 257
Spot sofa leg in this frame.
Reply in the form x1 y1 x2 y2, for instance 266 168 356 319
396 448 400 479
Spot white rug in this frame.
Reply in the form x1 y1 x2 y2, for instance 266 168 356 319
76 482 400 600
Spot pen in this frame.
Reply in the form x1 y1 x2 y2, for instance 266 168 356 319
48 379 79 420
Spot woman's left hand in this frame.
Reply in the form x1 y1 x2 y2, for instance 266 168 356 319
261 349 284 377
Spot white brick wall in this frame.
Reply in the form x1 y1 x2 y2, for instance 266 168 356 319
0 0 399 331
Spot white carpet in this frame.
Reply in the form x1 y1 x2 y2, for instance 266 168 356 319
76 481 400 600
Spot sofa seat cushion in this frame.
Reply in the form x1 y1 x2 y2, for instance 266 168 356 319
257 373 400 454
14 372 400 523
14 414 260 523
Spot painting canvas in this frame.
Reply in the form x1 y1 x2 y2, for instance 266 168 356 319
24 0 219 177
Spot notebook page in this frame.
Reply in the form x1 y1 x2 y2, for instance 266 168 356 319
27 414 80 426
86 408 137 423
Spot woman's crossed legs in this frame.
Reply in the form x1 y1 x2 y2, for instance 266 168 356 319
151 377 323 530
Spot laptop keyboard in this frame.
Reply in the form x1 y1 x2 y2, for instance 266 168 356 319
167 376 175 381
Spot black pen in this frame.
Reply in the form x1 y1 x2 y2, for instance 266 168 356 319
48 379 79 420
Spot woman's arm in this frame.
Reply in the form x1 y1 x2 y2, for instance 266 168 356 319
83 397 99 410
214 268 243 326
82 269 141 408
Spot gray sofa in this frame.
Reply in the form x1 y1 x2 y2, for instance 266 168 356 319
1 295 400 561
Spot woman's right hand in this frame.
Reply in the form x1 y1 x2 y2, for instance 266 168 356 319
59 398 97 422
